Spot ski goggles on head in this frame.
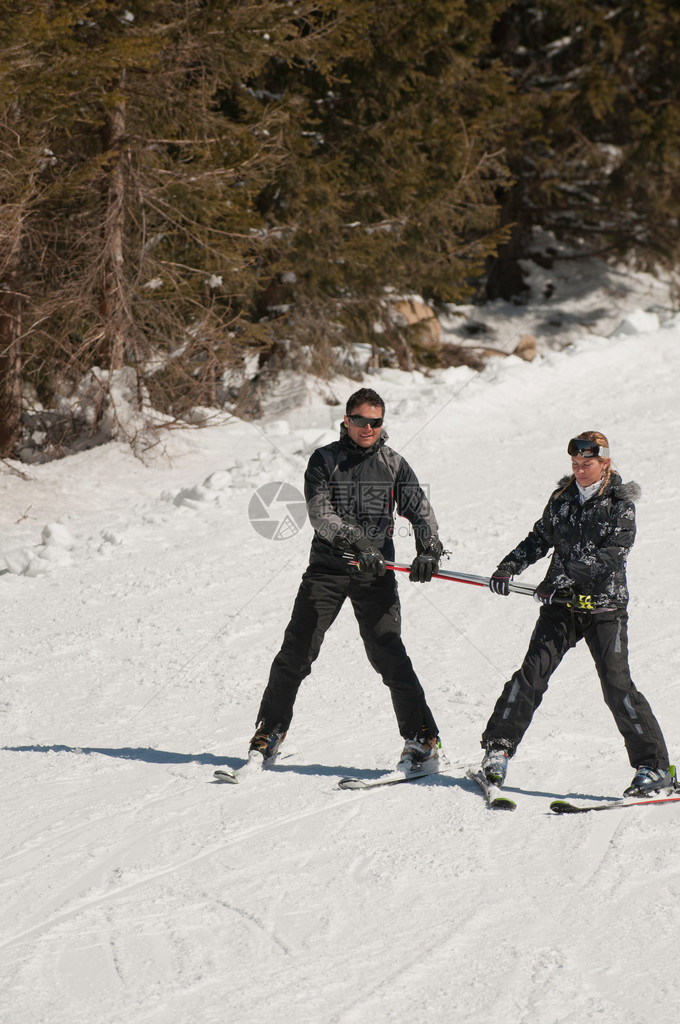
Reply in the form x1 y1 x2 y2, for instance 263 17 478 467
567 437 610 459
348 414 384 428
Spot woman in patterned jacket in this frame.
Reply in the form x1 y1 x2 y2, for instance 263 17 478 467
479 431 671 798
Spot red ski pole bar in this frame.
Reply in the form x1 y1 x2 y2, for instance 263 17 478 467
346 557 537 597
382 561 591 608
382 560 538 597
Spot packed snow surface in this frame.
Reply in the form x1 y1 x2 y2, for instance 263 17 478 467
2 293 680 1023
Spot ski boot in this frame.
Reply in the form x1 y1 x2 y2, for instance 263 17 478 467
481 745 509 786
248 724 287 761
623 765 672 798
397 734 442 773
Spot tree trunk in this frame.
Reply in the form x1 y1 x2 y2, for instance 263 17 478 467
0 254 23 457
98 81 129 370
482 183 532 302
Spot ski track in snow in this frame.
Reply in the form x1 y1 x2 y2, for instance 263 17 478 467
2 299 680 1023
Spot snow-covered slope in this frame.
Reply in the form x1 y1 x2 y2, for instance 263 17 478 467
2 307 680 1024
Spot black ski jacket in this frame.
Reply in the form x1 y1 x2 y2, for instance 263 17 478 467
498 472 639 609
304 425 440 574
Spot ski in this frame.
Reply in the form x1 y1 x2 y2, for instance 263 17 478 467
213 749 291 784
551 764 680 813
550 792 680 814
466 767 517 811
338 755 451 790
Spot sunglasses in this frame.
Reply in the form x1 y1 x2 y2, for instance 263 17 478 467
348 414 383 428
567 438 610 459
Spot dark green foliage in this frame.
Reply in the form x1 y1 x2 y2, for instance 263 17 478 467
484 0 680 297
2 1 351 448
255 1 513 316
2 0 680 459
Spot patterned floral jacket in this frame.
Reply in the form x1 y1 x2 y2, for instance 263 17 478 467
498 472 640 609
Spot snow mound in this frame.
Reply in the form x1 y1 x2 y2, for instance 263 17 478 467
611 308 660 336
173 483 221 509
4 521 75 576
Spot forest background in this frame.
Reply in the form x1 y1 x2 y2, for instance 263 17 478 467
2 0 680 462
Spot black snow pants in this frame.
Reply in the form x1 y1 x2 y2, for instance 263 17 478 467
482 605 669 771
255 565 439 740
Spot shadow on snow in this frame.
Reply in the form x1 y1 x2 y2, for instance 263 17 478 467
3 743 468 784
3 744 594 797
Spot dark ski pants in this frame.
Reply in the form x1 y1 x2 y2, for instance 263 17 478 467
255 566 439 740
482 605 669 771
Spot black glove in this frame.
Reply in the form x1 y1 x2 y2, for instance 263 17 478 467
489 567 512 596
410 539 443 583
533 582 556 605
356 545 386 575
351 534 386 576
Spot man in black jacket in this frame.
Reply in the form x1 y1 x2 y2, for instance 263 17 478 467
249 387 445 772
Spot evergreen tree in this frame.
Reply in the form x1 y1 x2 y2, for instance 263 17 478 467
484 0 680 298
0 0 167 453
1 1 351 451
250 0 514 363
2 1 517 456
